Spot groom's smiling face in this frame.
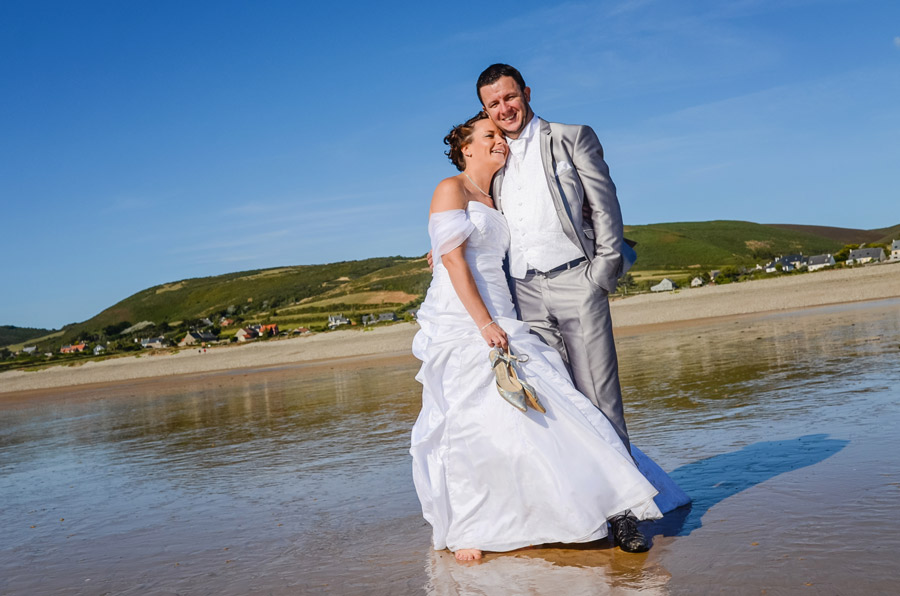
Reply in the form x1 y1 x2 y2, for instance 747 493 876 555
479 76 533 140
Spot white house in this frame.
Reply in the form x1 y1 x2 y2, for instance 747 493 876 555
651 278 677 292
890 240 900 262
93 345 106 355
765 256 797 273
328 314 351 329
690 277 704 287
846 247 885 265
806 254 836 271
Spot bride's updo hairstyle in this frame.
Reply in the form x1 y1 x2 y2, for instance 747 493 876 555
443 112 488 172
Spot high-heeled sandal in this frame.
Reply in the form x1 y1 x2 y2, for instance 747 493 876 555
504 350 546 414
511 370 545 413
489 349 527 412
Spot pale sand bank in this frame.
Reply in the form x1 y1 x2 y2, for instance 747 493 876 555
2 263 897 394
0 324 419 395
610 261 900 327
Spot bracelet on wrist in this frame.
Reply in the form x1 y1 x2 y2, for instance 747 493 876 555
479 320 497 332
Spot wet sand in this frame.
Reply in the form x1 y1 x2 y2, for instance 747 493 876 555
0 352 417 410
2 297 899 594
2 263 897 395
0 323 419 395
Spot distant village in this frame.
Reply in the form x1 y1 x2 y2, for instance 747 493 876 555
14 308 408 362
646 241 899 293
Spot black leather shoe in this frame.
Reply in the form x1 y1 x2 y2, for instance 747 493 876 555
610 513 650 553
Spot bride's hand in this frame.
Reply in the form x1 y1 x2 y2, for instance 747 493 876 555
481 321 508 350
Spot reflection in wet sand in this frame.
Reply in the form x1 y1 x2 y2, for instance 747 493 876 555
426 549 669 596
1 298 899 594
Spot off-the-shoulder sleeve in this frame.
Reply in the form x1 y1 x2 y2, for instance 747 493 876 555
428 209 475 266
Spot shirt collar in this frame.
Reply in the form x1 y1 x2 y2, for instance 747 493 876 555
507 115 538 157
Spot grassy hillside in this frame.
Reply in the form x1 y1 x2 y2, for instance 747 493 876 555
625 221 846 270
0 325 57 348
873 224 900 245
765 224 885 245
40 256 429 349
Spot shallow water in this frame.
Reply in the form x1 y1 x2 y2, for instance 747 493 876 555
2 298 899 595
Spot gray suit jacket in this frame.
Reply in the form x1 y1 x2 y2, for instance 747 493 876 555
493 118 635 294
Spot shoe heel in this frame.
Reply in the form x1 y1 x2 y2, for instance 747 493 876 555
489 349 527 412
507 358 545 413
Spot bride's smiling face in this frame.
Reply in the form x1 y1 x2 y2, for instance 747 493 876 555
463 119 508 172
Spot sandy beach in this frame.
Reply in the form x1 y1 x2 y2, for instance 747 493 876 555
2 263 897 395
609 261 900 327
4 292 899 595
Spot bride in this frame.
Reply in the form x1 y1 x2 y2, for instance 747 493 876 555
411 113 687 562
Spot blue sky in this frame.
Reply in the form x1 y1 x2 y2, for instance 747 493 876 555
2 0 898 329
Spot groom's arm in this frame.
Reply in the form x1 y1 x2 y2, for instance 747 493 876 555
572 125 626 294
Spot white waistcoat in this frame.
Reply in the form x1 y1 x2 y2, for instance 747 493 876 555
499 116 583 279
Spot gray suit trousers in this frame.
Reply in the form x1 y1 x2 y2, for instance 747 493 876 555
512 260 630 452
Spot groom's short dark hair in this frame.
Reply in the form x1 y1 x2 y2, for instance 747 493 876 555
477 64 527 104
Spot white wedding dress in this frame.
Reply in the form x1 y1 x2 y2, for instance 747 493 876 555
411 201 689 553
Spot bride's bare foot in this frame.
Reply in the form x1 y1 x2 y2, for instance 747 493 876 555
454 548 483 561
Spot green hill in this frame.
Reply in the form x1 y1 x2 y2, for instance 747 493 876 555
873 223 900 245
84 256 428 328
33 256 429 351
766 223 899 246
625 220 847 270
0 325 57 348
16 219 898 356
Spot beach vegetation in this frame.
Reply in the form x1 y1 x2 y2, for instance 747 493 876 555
615 274 637 295
833 244 860 262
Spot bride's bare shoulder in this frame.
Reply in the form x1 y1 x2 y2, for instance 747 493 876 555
430 176 466 214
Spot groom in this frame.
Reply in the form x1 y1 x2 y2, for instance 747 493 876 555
477 64 648 552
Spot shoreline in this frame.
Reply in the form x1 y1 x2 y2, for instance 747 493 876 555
0 351 418 408
2 263 897 396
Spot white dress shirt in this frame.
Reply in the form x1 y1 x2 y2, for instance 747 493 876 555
499 115 584 279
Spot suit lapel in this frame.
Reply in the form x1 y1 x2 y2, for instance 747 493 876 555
539 118 554 182
541 119 589 259
539 119 565 215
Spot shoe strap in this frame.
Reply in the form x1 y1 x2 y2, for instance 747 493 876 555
493 348 530 365
506 350 529 364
